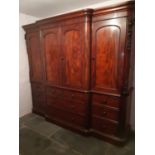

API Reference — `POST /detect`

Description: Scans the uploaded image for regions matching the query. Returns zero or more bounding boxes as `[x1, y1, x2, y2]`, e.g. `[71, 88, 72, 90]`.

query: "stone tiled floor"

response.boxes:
[19, 113, 135, 155]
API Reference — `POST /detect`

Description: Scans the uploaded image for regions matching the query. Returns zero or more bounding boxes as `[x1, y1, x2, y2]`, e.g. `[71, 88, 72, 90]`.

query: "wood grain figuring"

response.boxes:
[43, 28, 60, 85]
[27, 32, 43, 81]
[62, 24, 84, 89]
[95, 26, 119, 89]
[46, 87, 88, 115]
[23, 1, 135, 145]
[91, 18, 127, 94]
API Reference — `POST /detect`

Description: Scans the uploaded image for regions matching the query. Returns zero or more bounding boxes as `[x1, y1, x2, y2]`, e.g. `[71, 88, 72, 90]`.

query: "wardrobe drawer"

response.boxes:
[92, 104, 119, 121]
[63, 90, 88, 102]
[92, 94, 120, 108]
[47, 96, 88, 115]
[92, 116, 118, 135]
[46, 87, 88, 102]
[47, 106, 86, 127]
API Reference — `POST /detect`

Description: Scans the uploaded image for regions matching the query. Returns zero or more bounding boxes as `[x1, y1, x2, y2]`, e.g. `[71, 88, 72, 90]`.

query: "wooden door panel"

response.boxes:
[61, 24, 85, 89]
[42, 27, 61, 85]
[26, 32, 43, 81]
[95, 26, 119, 89]
[92, 18, 126, 94]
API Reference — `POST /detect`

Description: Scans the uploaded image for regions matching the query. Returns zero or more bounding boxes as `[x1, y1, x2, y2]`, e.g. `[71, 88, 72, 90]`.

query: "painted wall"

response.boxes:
[19, 13, 39, 117]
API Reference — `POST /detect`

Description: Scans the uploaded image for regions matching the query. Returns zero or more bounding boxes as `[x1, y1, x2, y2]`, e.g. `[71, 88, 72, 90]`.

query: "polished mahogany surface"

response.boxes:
[91, 18, 126, 94]
[42, 26, 61, 85]
[61, 23, 85, 89]
[23, 1, 135, 145]
[26, 32, 43, 82]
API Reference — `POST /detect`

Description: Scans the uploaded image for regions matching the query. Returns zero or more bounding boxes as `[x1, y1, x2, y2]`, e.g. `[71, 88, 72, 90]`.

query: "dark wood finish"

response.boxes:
[91, 116, 118, 135]
[92, 104, 119, 121]
[23, 1, 134, 145]
[91, 18, 126, 94]
[92, 94, 121, 108]
[90, 1, 135, 142]
[25, 31, 43, 82]
[31, 83, 45, 115]
[42, 26, 61, 85]
[46, 106, 87, 127]
[61, 23, 86, 89]
[46, 87, 89, 116]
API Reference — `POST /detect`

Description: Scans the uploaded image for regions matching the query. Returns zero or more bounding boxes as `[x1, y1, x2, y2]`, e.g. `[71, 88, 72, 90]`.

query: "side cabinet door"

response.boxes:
[42, 26, 61, 85]
[26, 31, 43, 81]
[91, 18, 126, 94]
[61, 24, 85, 89]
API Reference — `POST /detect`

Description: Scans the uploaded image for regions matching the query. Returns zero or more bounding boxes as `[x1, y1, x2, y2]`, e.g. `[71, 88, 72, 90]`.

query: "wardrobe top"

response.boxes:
[23, 1, 134, 30]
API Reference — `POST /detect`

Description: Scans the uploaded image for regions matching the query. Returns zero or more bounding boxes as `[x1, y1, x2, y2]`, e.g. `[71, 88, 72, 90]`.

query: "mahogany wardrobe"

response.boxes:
[23, 1, 135, 145]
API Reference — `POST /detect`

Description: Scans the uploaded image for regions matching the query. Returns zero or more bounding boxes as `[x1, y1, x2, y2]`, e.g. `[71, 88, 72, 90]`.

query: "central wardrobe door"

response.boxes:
[61, 24, 85, 89]
[42, 26, 61, 85]
[91, 18, 126, 94]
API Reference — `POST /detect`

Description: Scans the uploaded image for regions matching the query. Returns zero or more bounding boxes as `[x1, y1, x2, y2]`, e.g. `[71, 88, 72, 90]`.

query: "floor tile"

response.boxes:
[124, 134, 135, 150]
[19, 113, 135, 155]
[23, 115, 45, 129]
[19, 127, 51, 155]
[20, 127, 81, 155]
[107, 147, 135, 155]
[33, 121, 61, 137]
[41, 145, 82, 155]
[20, 113, 38, 124]
[51, 128, 111, 155]
[24, 116, 61, 137]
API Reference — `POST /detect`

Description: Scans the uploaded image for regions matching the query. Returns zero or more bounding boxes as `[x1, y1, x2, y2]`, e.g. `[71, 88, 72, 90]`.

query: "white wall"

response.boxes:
[19, 13, 39, 117]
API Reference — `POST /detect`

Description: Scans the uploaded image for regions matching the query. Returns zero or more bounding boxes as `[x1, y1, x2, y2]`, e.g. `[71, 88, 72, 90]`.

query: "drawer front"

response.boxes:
[92, 94, 120, 108]
[46, 87, 89, 115]
[47, 106, 86, 127]
[47, 96, 87, 115]
[92, 116, 118, 135]
[46, 87, 88, 102]
[63, 90, 88, 102]
[92, 104, 119, 121]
